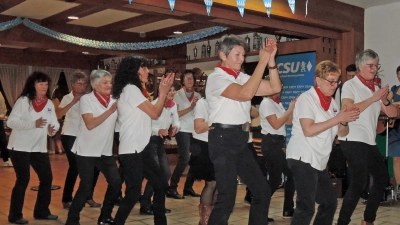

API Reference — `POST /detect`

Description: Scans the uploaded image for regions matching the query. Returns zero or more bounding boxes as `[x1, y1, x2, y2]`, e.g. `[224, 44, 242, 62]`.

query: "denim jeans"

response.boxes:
[208, 127, 271, 225]
[287, 159, 337, 225]
[337, 141, 389, 225]
[66, 155, 121, 225]
[61, 135, 99, 203]
[170, 132, 193, 191]
[141, 136, 171, 208]
[8, 150, 53, 221]
[261, 134, 295, 213]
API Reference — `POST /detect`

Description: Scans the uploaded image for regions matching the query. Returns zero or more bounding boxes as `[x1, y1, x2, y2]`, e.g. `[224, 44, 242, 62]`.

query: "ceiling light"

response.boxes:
[68, 16, 79, 20]
[82, 52, 89, 54]
[173, 31, 182, 34]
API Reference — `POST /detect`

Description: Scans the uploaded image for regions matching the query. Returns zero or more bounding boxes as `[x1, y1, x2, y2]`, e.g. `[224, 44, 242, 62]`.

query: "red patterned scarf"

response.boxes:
[32, 96, 48, 112]
[94, 91, 110, 108]
[272, 96, 281, 104]
[216, 62, 240, 79]
[356, 73, 375, 92]
[314, 85, 332, 111]
[164, 100, 175, 108]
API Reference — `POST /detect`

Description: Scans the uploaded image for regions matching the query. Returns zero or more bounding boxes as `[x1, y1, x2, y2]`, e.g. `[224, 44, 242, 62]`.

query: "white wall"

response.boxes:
[365, 2, 400, 87]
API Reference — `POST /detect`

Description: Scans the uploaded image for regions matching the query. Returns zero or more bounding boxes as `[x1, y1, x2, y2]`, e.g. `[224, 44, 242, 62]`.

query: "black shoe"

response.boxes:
[9, 218, 29, 224]
[97, 216, 114, 225]
[165, 208, 171, 213]
[166, 190, 185, 199]
[140, 206, 154, 215]
[268, 217, 274, 223]
[34, 214, 58, 220]
[283, 210, 294, 218]
[183, 188, 201, 197]
[244, 189, 252, 204]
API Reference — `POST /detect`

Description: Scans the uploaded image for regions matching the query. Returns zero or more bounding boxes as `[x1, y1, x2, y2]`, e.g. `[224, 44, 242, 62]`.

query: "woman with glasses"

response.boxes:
[336, 50, 397, 225]
[65, 70, 121, 225]
[286, 60, 360, 225]
[56, 70, 102, 210]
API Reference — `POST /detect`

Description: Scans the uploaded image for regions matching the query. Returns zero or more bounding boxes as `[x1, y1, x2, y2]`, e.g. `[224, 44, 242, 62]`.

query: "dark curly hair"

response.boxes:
[112, 55, 149, 99]
[20, 71, 52, 100]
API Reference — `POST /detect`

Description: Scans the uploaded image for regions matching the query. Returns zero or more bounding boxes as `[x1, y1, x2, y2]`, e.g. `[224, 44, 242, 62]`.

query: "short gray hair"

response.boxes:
[355, 49, 379, 72]
[218, 34, 249, 60]
[90, 70, 112, 86]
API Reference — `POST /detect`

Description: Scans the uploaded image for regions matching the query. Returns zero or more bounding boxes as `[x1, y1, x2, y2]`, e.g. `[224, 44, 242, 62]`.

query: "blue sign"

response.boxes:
[276, 51, 316, 142]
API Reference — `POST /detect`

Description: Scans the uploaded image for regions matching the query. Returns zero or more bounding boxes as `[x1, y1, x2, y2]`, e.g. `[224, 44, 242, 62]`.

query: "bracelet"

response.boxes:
[268, 65, 277, 70]
[384, 99, 391, 106]
[340, 122, 348, 126]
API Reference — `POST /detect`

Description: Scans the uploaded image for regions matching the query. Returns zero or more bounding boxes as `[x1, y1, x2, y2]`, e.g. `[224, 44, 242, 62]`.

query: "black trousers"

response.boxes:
[337, 141, 389, 224]
[61, 135, 100, 203]
[0, 121, 9, 162]
[8, 150, 53, 221]
[208, 127, 271, 225]
[66, 155, 121, 225]
[261, 134, 295, 213]
[288, 159, 337, 225]
[115, 151, 168, 225]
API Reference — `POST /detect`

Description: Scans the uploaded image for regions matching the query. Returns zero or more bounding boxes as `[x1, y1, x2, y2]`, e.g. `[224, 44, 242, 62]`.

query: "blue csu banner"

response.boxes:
[276, 51, 316, 143]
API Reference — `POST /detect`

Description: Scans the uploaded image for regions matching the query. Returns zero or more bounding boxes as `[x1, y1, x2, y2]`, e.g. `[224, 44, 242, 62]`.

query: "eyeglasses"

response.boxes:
[366, 64, 381, 70]
[75, 82, 87, 86]
[100, 81, 113, 85]
[321, 78, 341, 86]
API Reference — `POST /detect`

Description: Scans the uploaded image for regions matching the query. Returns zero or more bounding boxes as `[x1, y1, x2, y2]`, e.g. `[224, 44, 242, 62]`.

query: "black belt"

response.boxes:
[210, 122, 250, 132]
[265, 133, 285, 140]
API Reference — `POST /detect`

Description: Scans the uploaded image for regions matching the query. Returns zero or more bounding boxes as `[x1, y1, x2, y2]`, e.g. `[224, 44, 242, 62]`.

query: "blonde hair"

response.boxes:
[314, 60, 341, 79]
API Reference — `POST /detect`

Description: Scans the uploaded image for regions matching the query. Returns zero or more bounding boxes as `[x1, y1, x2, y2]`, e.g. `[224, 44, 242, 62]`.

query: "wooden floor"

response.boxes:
[1, 154, 400, 225]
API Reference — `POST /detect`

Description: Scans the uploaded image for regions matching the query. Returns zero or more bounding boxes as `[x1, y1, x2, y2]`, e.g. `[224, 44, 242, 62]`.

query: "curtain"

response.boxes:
[0, 64, 17, 107]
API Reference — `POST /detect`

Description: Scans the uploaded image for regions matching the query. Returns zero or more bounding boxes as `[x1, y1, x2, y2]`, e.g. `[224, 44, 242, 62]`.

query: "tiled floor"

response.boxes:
[1, 154, 400, 225]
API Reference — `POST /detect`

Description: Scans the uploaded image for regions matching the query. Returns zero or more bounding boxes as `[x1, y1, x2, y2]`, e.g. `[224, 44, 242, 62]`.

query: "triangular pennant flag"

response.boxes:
[168, 0, 176, 12]
[204, 0, 213, 16]
[288, 0, 295, 14]
[263, 0, 272, 18]
[128, 0, 132, 4]
[236, 0, 246, 17]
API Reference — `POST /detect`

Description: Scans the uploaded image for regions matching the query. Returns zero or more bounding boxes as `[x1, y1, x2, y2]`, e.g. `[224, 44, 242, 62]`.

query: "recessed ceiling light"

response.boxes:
[173, 31, 182, 34]
[82, 52, 89, 54]
[68, 16, 79, 20]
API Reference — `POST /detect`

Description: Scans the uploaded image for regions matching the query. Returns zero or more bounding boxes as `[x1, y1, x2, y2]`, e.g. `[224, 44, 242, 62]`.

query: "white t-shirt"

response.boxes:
[338, 77, 381, 145]
[118, 85, 151, 154]
[174, 88, 201, 133]
[286, 87, 339, 171]
[151, 98, 180, 136]
[7, 96, 59, 153]
[259, 97, 286, 136]
[206, 67, 251, 125]
[72, 92, 117, 157]
[193, 98, 209, 142]
[59, 91, 81, 136]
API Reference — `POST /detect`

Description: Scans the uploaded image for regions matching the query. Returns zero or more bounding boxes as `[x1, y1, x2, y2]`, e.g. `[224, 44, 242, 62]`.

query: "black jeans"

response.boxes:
[0, 121, 9, 162]
[66, 155, 121, 225]
[141, 136, 171, 208]
[261, 134, 295, 213]
[287, 159, 337, 225]
[61, 135, 100, 203]
[337, 141, 389, 224]
[8, 150, 53, 221]
[169, 131, 194, 191]
[208, 127, 271, 225]
[115, 151, 168, 225]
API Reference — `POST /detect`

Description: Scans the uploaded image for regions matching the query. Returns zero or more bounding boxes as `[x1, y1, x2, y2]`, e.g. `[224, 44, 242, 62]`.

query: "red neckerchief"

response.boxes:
[93, 91, 110, 108]
[216, 62, 240, 79]
[184, 87, 195, 102]
[164, 100, 175, 108]
[142, 87, 149, 98]
[314, 85, 331, 111]
[356, 73, 375, 92]
[32, 96, 48, 112]
[272, 97, 281, 104]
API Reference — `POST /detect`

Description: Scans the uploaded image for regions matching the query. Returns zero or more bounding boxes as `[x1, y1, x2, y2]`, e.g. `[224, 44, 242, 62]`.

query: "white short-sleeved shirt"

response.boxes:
[59, 91, 81, 136]
[259, 97, 286, 136]
[286, 87, 339, 171]
[193, 98, 209, 142]
[338, 77, 381, 145]
[7, 96, 60, 153]
[118, 85, 151, 154]
[151, 98, 180, 136]
[174, 88, 201, 133]
[206, 67, 251, 125]
[72, 92, 117, 157]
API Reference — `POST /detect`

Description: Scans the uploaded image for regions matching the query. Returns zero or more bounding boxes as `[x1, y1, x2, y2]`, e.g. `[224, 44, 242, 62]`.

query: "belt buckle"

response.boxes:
[242, 122, 250, 132]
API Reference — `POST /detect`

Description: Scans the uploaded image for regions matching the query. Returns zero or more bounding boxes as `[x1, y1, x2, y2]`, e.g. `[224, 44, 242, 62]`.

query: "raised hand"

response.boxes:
[72, 94, 83, 104]
[266, 39, 278, 58]
[337, 105, 360, 123]
[258, 41, 272, 65]
[372, 85, 389, 102]
[109, 101, 118, 113]
[159, 73, 174, 96]
[35, 117, 47, 128]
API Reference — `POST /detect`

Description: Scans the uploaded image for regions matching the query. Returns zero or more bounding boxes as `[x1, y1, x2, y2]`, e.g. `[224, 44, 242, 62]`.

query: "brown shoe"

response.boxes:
[86, 199, 102, 208]
[62, 202, 71, 209]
